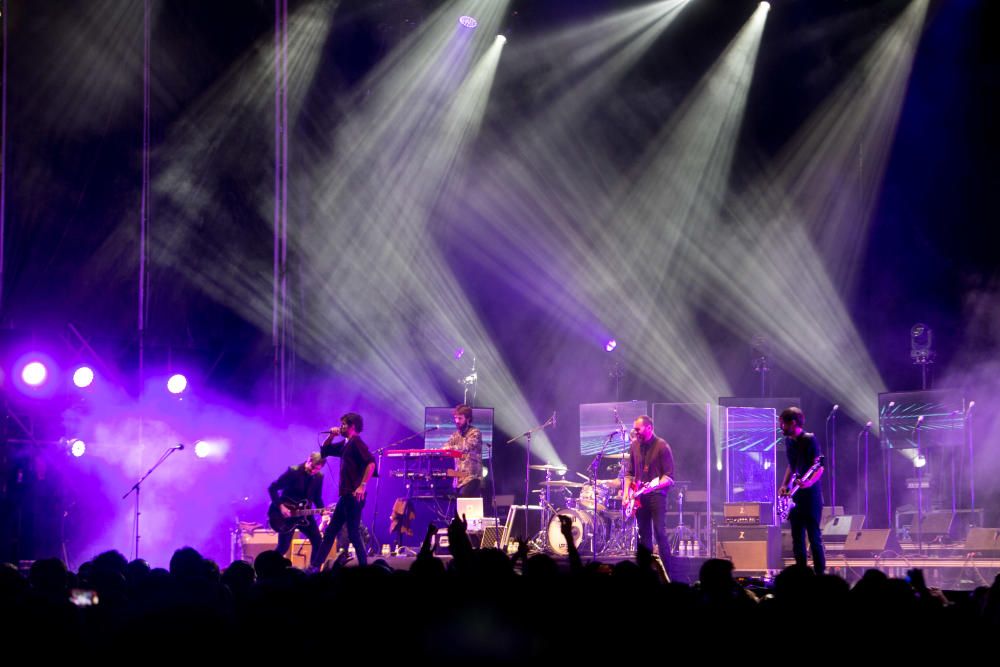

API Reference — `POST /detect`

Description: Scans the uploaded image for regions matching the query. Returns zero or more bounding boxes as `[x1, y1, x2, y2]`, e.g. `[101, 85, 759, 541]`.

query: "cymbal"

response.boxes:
[540, 480, 584, 488]
[529, 464, 567, 472]
[603, 452, 630, 459]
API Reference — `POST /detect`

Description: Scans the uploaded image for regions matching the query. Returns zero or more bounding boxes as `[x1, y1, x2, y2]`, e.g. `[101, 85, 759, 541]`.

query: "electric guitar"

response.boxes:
[267, 499, 336, 534]
[623, 476, 674, 519]
[777, 455, 825, 521]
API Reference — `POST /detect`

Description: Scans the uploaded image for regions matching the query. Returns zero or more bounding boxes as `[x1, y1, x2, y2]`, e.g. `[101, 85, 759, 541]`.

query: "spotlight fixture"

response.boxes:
[73, 366, 95, 389]
[68, 438, 87, 458]
[496, 35, 507, 45]
[459, 16, 478, 29]
[913, 453, 927, 469]
[605, 339, 617, 352]
[910, 323, 933, 389]
[910, 323, 932, 362]
[167, 374, 188, 395]
[21, 361, 48, 387]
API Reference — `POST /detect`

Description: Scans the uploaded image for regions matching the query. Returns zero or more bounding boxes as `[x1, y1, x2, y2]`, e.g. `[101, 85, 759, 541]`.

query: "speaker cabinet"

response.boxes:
[842, 529, 901, 557]
[964, 528, 1000, 555]
[240, 530, 279, 563]
[822, 515, 866, 543]
[920, 511, 955, 539]
[716, 526, 782, 572]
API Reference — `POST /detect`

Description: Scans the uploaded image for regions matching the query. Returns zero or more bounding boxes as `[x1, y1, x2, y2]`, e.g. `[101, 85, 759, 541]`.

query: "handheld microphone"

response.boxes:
[172, 443, 185, 451]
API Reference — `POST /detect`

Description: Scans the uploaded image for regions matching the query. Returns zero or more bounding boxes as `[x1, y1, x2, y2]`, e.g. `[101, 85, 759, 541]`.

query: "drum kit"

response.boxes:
[528, 455, 636, 557]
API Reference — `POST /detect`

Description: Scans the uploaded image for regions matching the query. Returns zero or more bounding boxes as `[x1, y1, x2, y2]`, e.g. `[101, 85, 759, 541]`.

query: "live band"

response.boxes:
[268, 404, 827, 573]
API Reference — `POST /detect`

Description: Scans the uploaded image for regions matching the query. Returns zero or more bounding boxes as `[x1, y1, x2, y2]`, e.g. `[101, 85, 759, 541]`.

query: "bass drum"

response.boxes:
[547, 508, 606, 556]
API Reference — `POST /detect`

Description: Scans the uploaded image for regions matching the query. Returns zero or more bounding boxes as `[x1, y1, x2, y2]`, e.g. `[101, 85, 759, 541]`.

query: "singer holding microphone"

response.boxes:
[447, 404, 483, 498]
[315, 412, 376, 568]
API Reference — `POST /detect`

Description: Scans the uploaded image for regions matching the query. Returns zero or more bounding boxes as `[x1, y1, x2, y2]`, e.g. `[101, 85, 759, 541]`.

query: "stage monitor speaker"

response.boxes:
[842, 529, 901, 557]
[822, 515, 866, 543]
[716, 526, 782, 572]
[821, 506, 845, 524]
[964, 528, 1000, 555]
[920, 511, 955, 539]
[950, 509, 984, 540]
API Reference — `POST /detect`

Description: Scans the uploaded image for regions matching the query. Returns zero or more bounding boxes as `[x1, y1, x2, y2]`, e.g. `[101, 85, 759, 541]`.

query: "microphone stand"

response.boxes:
[915, 421, 926, 556]
[507, 413, 556, 541]
[826, 408, 838, 509]
[856, 426, 872, 519]
[487, 441, 500, 548]
[370, 426, 440, 553]
[122, 444, 183, 561]
[589, 432, 616, 557]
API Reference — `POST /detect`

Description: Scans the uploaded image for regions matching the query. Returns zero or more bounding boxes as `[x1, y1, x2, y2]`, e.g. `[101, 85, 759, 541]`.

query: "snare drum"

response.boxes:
[578, 484, 610, 511]
[547, 508, 606, 556]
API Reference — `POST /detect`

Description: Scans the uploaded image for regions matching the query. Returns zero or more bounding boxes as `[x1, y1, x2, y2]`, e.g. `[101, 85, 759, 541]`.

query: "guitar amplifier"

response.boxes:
[716, 526, 782, 572]
[723, 502, 774, 526]
[240, 530, 279, 563]
[239, 530, 313, 568]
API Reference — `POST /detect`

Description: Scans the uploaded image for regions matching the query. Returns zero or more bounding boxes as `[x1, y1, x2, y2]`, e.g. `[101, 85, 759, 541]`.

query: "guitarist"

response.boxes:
[447, 404, 483, 498]
[267, 452, 327, 569]
[778, 407, 826, 574]
[624, 415, 675, 569]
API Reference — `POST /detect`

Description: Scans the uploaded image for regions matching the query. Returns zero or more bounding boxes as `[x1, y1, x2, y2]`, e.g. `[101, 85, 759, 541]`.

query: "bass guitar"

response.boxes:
[777, 455, 825, 521]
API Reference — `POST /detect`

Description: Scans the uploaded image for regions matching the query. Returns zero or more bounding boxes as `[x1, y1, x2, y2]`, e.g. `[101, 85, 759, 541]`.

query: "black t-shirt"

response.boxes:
[321, 435, 377, 497]
[626, 435, 675, 491]
[268, 465, 324, 508]
[786, 432, 823, 505]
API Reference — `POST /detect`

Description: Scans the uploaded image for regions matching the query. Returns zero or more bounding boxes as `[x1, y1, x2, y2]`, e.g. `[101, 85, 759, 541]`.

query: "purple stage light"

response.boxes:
[69, 438, 86, 458]
[455, 347, 465, 360]
[605, 339, 617, 352]
[167, 374, 188, 394]
[459, 15, 478, 29]
[73, 366, 95, 388]
[194, 440, 210, 459]
[22, 361, 48, 386]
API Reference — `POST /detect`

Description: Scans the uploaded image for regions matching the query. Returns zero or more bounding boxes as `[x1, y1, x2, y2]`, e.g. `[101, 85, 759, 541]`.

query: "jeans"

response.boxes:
[789, 499, 825, 574]
[636, 491, 671, 571]
[317, 494, 367, 567]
